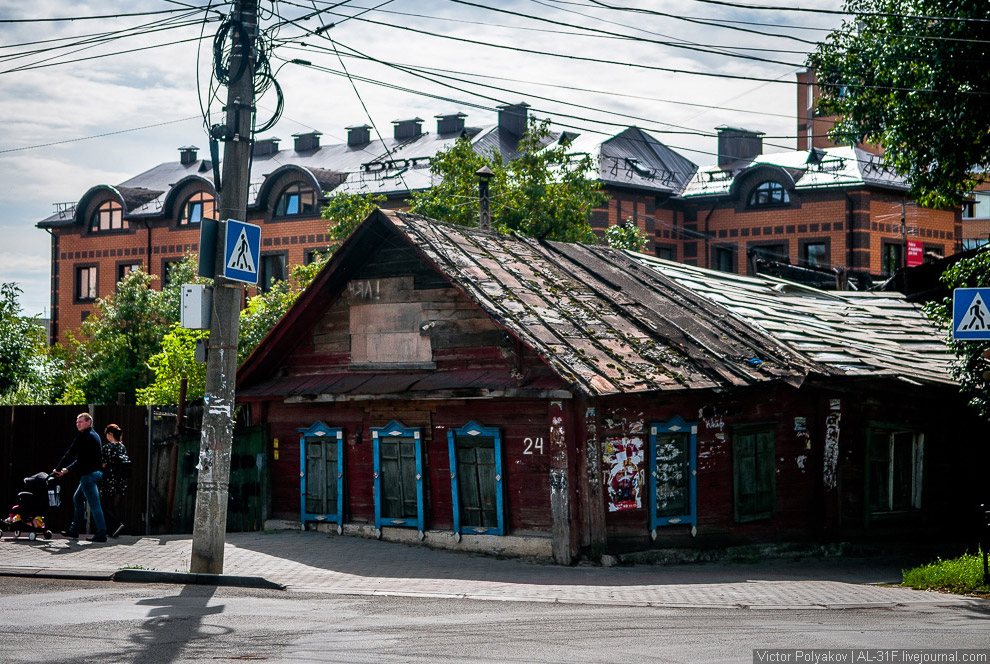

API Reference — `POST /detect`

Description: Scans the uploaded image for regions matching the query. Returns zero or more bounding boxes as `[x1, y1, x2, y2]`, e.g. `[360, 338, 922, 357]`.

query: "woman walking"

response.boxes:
[101, 424, 130, 538]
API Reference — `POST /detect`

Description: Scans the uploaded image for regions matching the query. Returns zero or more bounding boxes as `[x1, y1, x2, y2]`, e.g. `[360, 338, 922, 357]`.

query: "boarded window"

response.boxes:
[655, 432, 691, 519]
[373, 421, 424, 530]
[299, 423, 344, 525]
[350, 301, 433, 368]
[448, 421, 504, 535]
[733, 425, 775, 522]
[379, 435, 419, 519]
[305, 437, 339, 516]
[649, 416, 697, 531]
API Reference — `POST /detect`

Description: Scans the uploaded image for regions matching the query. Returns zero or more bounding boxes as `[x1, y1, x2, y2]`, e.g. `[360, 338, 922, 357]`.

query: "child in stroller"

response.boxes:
[1, 471, 60, 541]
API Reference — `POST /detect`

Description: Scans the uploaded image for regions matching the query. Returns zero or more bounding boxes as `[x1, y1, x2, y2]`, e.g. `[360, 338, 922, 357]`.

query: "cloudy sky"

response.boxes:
[0, 0, 845, 316]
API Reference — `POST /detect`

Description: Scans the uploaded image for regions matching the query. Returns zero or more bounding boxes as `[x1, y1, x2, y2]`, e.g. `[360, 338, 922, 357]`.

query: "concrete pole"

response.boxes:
[190, 0, 257, 574]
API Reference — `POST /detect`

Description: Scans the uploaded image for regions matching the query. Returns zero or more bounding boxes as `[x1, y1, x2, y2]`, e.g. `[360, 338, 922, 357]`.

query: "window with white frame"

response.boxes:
[90, 200, 124, 232]
[747, 181, 790, 207]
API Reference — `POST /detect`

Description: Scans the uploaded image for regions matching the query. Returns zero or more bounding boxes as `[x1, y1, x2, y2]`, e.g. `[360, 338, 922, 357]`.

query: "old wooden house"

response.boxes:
[236, 210, 986, 563]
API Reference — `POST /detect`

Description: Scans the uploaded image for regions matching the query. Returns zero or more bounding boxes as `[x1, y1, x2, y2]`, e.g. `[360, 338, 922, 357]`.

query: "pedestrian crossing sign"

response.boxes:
[223, 219, 261, 285]
[952, 288, 990, 340]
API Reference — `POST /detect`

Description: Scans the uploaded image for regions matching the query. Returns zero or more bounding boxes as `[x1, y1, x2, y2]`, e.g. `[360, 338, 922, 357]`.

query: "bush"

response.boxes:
[902, 551, 990, 594]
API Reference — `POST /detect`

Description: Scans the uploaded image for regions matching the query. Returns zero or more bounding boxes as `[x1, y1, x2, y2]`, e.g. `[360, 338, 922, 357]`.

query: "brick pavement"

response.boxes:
[0, 530, 983, 610]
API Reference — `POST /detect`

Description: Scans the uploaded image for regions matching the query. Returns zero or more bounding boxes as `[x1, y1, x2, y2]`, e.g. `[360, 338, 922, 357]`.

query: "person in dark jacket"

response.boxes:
[100, 424, 129, 538]
[53, 412, 108, 542]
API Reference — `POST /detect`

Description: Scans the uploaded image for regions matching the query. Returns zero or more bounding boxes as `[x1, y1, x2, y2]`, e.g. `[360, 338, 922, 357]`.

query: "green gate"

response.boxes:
[172, 426, 268, 533]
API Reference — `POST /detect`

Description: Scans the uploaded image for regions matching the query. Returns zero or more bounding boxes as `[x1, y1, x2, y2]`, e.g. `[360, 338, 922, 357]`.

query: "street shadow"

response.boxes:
[126, 584, 227, 663]
[225, 530, 949, 588]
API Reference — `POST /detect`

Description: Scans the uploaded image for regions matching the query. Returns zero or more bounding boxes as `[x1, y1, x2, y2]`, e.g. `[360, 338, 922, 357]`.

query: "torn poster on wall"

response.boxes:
[603, 436, 644, 511]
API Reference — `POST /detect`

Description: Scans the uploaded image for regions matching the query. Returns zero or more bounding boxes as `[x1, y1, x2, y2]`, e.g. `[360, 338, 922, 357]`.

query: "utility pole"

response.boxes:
[191, 0, 258, 574]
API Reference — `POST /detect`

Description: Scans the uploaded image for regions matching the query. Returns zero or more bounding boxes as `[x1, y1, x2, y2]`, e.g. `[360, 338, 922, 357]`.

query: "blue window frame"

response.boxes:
[298, 421, 344, 528]
[649, 415, 698, 537]
[447, 421, 504, 536]
[372, 420, 424, 533]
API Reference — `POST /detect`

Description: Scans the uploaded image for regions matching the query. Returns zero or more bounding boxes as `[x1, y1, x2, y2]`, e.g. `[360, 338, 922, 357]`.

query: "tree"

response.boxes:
[135, 324, 209, 405]
[605, 222, 649, 252]
[410, 118, 607, 242]
[0, 282, 45, 393]
[323, 191, 387, 252]
[924, 249, 990, 420]
[0, 282, 66, 404]
[807, 0, 990, 208]
[64, 256, 201, 404]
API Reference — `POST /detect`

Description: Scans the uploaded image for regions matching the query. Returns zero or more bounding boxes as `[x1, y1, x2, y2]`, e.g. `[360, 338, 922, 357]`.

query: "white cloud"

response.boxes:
[0, 0, 845, 317]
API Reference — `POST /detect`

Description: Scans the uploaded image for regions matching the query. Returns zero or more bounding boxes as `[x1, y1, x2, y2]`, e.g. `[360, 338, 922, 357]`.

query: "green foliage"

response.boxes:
[411, 119, 606, 242]
[135, 324, 208, 405]
[902, 550, 990, 594]
[0, 283, 53, 396]
[63, 255, 204, 405]
[924, 248, 990, 419]
[238, 280, 302, 363]
[605, 223, 649, 252]
[322, 191, 388, 252]
[0, 283, 68, 405]
[808, 0, 990, 207]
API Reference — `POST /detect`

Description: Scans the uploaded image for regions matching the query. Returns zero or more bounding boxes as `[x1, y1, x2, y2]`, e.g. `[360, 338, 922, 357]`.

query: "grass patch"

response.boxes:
[902, 550, 990, 595]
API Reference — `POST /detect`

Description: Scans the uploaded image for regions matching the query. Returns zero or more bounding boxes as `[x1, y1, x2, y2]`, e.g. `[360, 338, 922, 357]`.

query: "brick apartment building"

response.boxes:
[38, 100, 961, 343]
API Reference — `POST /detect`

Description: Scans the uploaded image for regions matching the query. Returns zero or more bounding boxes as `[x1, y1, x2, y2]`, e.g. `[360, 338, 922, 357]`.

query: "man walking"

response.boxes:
[53, 412, 108, 543]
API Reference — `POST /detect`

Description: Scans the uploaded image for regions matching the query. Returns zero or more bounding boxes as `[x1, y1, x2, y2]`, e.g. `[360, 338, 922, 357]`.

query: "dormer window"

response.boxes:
[747, 181, 790, 207]
[179, 191, 215, 225]
[90, 200, 123, 232]
[274, 183, 316, 217]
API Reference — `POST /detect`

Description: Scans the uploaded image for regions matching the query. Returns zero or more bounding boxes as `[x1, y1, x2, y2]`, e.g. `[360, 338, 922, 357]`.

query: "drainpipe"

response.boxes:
[844, 191, 855, 286]
[143, 219, 153, 276]
[703, 199, 719, 270]
[44, 228, 57, 343]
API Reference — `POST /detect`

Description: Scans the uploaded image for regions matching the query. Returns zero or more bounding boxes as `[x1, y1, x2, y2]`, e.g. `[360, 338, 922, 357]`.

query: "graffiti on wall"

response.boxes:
[824, 411, 841, 490]
[603, 436, 644, 511]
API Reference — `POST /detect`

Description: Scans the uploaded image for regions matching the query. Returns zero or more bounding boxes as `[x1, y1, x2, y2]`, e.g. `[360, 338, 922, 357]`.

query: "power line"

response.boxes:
[0, 8, 204, 23]
[0, 116, 207, 154]
[685, 0, 990, 23]
[0, 14, 213, 66]
[443, 0, 805, 66]
[280, 10, 990, 95]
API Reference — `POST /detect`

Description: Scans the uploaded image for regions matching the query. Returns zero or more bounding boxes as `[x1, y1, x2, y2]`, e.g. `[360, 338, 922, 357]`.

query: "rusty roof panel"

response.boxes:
[386, 211, 814, 396]
[627, 255, 954, 385]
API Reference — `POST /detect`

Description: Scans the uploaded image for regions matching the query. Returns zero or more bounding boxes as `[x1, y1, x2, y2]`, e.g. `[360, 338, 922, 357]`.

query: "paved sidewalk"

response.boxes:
[0, 530, 984, 610]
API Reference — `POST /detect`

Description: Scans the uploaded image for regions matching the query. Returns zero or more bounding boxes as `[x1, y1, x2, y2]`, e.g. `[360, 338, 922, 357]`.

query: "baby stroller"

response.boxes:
[1, 472, 60, 541]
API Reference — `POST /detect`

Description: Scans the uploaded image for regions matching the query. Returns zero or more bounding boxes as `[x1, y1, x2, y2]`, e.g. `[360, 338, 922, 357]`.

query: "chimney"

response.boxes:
[293, 131, 322, 152]
[436, 112, 467, 135]
[347, 124, 371, 147]
[498, 102, 530, 137]
[253, 137, 280, 157]
[392, 117, 424, 140]
[716, 126, 764, 170]
[178, 146, 199, 165]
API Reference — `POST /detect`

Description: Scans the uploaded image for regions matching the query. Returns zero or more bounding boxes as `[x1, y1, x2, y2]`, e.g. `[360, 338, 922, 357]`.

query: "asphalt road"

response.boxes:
[1, 578, 988, 663]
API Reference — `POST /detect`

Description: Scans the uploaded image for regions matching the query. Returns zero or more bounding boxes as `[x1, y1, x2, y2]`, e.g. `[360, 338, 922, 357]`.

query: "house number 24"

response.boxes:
[523, 437, 544, 455]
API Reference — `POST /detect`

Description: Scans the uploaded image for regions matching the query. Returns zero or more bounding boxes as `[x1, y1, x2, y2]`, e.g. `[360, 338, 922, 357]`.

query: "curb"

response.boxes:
[112, 569, 285, 590]
[0, 567, 114, 582]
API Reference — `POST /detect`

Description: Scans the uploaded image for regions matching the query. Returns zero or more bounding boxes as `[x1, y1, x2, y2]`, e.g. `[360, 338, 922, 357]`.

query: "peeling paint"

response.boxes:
[796, 455, 807, 469]
[823, 411, 841, 490]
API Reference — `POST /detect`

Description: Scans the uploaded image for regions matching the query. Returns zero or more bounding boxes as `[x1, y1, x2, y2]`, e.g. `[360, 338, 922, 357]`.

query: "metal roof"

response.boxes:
[681, 146, 907, 198]
[237, 210, 955, 400]
[626, 254, 954, 385]
[378, 211, 816, 396]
